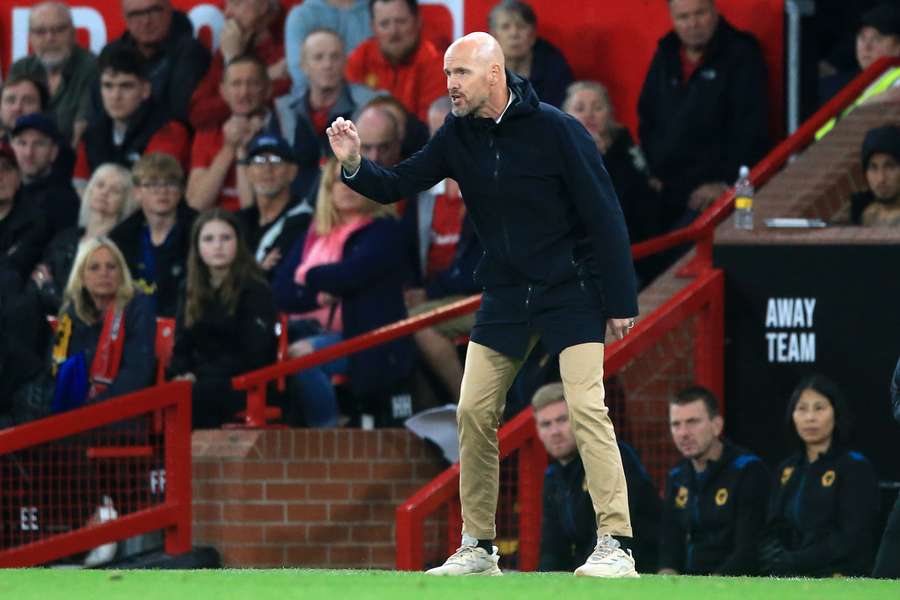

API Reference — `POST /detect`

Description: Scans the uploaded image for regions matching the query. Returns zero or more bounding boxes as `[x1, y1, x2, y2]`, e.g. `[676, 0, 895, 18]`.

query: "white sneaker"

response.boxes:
[574, 534, 640, 578]
[426, 543, 502, 576]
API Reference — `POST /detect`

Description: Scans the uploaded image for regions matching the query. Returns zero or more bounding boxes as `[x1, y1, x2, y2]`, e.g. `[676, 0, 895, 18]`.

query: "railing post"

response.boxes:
[517, 434, 547, 571]
[244, 385, 268, 427]
[676, 229, 715, 278]
[692, 271, 725, 412]
[395, 506, 423, 571]
[164, 381, 192, 556]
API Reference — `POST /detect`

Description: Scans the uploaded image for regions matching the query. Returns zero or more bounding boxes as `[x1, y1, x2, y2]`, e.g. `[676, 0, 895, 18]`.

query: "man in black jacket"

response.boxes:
[0, 140, 48, 293]
[638, 0, 769, 230]
[10, 113, 79, 237]
[96, 0, 209, 122]
[659, 386, 769, 575]
[532, 383, 661, 573]
[328, 32, 639, 577]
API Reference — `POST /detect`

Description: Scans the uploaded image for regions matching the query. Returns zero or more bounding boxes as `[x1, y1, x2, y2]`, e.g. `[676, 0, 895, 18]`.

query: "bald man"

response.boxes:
[328, 33, 639, 577]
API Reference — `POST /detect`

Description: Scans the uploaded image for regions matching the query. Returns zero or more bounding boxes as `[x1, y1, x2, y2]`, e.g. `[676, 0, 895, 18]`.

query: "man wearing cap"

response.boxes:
[237, 133, 312, 276]
[0, 141, 49, 292]
[187, 54, 278, 213]
[10, 113, 79, 237]
[9, 2, 98, 146]
[532, 382, 662, 573]
[850, 124, 900, 226]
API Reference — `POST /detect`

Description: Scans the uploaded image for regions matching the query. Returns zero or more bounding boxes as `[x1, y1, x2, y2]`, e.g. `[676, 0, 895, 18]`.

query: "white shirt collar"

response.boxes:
[495, 89, 515, 124]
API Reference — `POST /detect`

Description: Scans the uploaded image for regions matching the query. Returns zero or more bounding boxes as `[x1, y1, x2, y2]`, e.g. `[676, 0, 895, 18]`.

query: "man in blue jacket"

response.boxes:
[327, 32, 639, 577]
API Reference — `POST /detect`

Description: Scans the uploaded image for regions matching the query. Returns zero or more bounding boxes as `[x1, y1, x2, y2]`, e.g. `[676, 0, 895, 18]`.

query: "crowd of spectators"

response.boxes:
[0, 0, 898, 575]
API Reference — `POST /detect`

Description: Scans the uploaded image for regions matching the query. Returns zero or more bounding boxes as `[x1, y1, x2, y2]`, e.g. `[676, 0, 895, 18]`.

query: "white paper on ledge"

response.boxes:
[404, 404, 459, 463]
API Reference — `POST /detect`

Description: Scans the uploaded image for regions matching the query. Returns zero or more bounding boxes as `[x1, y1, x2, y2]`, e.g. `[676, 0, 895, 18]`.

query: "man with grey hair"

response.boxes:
[9, 2, 97, 145]
[328, 32, 639, 577]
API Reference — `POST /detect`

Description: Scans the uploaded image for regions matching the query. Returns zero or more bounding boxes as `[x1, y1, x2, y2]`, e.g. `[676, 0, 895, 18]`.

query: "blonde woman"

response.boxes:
[50, 237, 154, 405]
[31, 164, 138, 313]
[272, 157, 413, 427]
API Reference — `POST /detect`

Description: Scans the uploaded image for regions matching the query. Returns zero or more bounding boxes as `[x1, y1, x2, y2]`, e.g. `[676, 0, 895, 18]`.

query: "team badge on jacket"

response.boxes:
[675, 486, 689, 508]
[780, 466, 794, 485]
[715, 488, 729, 506]
[821, 470, 836, 487]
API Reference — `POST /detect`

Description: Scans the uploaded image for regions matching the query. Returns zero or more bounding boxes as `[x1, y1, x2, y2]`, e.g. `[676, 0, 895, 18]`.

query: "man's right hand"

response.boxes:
[326, 117, 361, 175]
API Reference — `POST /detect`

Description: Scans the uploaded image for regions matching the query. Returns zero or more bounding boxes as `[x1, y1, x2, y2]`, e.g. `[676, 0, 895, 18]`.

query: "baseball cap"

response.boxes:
[0, 140, 18, 169]
[244, 133, 296, 164]
[11, 113, 60, 143]
[860, 3, 900, 37]
[861, 124, 900, 169]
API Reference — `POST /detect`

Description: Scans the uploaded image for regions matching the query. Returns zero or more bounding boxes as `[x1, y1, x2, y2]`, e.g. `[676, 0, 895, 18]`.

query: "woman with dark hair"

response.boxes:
[760, 374, 880, 577]
[168, 209, 277, 428]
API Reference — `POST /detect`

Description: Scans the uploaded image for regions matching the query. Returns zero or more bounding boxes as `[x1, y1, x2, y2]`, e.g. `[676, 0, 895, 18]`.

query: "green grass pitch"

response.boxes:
[1, 570, 898, 600]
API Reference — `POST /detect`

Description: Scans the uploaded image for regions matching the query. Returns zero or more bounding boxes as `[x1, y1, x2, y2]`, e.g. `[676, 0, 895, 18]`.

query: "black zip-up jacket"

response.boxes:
[83, 99, 176, 172]
[638, 17, 769, 218]
[109, 202, 196, 317]
[345, 73, 637, 324]
[540, 443, 662, 573]
[96, 11, 209, 122]
[0, 194, 49, 284]
[765, 446, 880, 577]
[659, 440, 769, 575]
[19, 171, 79, 238]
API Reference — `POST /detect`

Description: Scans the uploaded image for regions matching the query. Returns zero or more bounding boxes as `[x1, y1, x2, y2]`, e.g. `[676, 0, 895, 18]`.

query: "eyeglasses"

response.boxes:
[124, 5, 166, 21]
[249, 154, 286, 166]
[30, 24, 71, 37]
[138, 180, 181, 191]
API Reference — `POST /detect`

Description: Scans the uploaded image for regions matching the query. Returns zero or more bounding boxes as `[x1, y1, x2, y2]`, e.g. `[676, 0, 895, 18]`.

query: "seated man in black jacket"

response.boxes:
[10, 113, 79, 238]
[638, 0, 769, 230]
[659, 385, 769, 575]
[533, 383, 661, 573]
[109, 152, 195, 317]
[0, 140, 48, 294]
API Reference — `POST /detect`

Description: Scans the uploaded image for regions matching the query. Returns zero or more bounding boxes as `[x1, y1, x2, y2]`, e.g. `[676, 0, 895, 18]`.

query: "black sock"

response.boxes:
[476, 539, 493, 553]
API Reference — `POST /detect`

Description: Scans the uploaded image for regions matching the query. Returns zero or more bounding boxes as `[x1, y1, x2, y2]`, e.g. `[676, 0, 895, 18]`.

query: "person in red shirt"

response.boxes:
[344, 0, 445, 122]
[73, 46, 189, 189]
[187, 0, 290, 131]
[186, 54, 275, 212]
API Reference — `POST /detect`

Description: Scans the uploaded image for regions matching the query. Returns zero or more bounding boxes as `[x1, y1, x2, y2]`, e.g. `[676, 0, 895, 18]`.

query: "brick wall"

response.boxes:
[191, 429, 445, 568]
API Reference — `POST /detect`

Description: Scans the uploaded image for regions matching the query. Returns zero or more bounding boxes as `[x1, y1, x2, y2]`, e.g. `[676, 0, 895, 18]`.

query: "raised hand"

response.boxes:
[326, 117, 361, 174]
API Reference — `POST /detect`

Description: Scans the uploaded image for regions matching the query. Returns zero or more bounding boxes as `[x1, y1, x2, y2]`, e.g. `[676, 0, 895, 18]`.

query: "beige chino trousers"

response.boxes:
[457, 340, 632, 541]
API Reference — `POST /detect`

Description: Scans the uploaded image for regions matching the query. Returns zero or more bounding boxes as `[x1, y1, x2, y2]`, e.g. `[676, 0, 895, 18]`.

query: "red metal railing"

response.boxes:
[0, 382, 192, 567]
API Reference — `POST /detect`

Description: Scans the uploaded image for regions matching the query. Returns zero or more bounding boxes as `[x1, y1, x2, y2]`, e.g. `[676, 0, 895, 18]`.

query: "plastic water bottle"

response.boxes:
[734, 166, 754, 230]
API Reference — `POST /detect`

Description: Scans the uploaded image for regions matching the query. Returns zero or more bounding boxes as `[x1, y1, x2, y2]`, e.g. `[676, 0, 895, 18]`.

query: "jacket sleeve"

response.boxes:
[538, 473, 568, 571]
[167, 37, 211, 122]
[637, 52, 665, 175]
[788, 456, 881, 572]
[719, 39, 769, 181]
[167, 292, 194, 378]
[342, 129, 449, 204]
[556, 115, 638, 317]
[714, 459, 770, 575]
[99, 294, 155, 400]
[891, 357, 900, 423]
[1, 213, 49, 281]
[303, 220, 407, 296]
[237, 281, 278, 373]
[658, 474, 686, 572]
[271, 235, 319, 314]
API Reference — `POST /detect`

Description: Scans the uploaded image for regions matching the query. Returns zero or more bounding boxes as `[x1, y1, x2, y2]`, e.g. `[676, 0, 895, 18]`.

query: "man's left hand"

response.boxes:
[607, 317, 636, 340]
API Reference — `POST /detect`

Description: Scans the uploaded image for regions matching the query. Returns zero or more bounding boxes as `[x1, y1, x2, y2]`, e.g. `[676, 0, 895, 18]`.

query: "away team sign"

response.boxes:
[764, 297, 816, 363]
